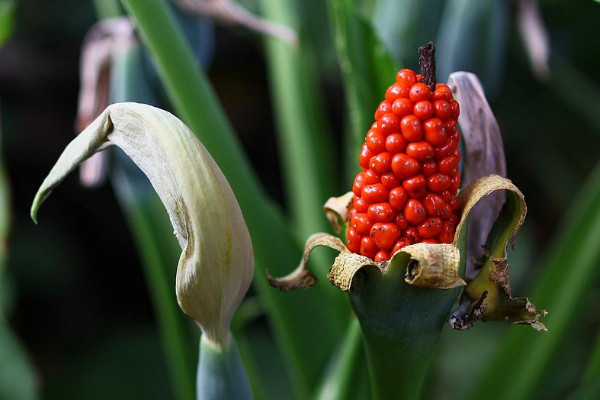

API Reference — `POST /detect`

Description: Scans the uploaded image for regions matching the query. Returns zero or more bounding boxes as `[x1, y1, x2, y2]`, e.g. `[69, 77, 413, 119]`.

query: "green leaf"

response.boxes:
[0, 0, 15, 46]
[467, 162, 600, 400]
[0, 321, 39, 400]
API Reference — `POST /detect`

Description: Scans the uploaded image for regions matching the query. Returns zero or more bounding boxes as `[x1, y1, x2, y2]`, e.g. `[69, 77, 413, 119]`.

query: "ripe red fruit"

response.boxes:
[369, 152, 392, 174]
[392, 98, 413, 118]
[402, 175, 427, 198]
[400, 115, 423, 141]
[346, 67, 461, 260]
[404, 199, 426, 224]
[385, 133, 407, 153]
[367, 203, 396, 222]
[362, 183, 389, 204]
[391, 153, 420, 178]
[413, 101, 433, 120]
[405, 141, 434, 162]
[370, 223, 401, 251]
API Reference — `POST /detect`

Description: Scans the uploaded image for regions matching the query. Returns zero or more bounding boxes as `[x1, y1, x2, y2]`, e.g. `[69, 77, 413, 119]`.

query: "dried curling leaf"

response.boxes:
[452, 175, 547, 331]
[323, 192, 353, 234]
[31, 102, 254, 345]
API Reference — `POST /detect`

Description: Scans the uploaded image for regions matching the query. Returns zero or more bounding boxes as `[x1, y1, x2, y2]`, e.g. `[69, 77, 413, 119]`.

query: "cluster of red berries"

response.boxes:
[347, 69, 462, 261]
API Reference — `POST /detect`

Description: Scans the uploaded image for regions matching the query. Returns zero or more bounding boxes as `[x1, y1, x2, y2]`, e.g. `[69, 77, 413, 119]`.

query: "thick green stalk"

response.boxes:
[350, 254, 460, 400]
[119, 0, 347, 395]
[258, 0, 335, 239]
[197, 333, 252, 400]
[467, 163, 600, 400]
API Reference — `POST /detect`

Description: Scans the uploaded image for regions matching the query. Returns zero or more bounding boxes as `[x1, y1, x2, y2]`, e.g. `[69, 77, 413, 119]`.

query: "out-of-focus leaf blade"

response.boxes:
[0, 322, 39, 400]
[467, 162, 600, 400]
[0, 0, 15, 46]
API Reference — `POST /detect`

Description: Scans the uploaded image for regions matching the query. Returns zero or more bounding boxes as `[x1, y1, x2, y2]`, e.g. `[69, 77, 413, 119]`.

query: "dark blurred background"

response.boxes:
[0, 0, 599, 399]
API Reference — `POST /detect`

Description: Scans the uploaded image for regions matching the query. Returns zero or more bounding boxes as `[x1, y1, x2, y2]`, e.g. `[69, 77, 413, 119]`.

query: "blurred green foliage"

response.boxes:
[0, 0, 599, 399]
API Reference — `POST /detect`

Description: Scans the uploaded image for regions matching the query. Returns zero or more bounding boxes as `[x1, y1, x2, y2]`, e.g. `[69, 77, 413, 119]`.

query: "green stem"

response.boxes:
[197, 333, 252, 400]
[119, 0, 348, 396]
[350, 255, 460, 400]
[583, 329, 600, 383]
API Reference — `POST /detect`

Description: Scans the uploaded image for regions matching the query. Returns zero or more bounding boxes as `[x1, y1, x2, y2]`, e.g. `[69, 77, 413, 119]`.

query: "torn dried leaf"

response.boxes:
[32, 102, 254, 344]
[323, 192, 353, 234]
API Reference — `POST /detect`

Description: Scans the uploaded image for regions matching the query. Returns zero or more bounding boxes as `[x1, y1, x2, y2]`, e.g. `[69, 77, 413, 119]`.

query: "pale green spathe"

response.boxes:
[31, 102, 254, 345]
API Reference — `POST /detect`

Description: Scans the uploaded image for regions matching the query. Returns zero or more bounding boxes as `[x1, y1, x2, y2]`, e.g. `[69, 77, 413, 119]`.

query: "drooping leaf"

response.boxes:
[31, 103, 254, 345]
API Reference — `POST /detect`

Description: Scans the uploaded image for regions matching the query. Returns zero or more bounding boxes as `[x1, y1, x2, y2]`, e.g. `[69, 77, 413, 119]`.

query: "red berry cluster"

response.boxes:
[347, 69, 461, 262]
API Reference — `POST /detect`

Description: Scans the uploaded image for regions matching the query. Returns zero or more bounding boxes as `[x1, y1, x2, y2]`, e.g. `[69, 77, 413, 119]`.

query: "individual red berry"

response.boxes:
[400, 115, 423, 141]
[438, 155, 460, 175]
[366, 130, 386, 153]
[379, 113, 400, 134]
[367, 203, 396, 222]
[352, 173, 365, 196]
[389, 186, 408, 210]
[346, 228, 361, 253]
[433, 100, 452, 120]
[392, 98, 413, 118]
[350, 213, 373, 235]
[363, 169, 379, 184]
[374, 251, 390, 262]
[391, 153, 420, 178]
[370, 223, 401, 251]
[404, 199, 426, 224]
[394, 214, 408, 230]
[396, 69, 418, 87]
[438, 220, 455, 244]
[402, 175, 426, 198]
[381, 172, 401, 189]
[404, 226, 421, 244]
[445, 119, 458, 134]
[427, 173, 451, 193]
[409, 83, 431, 102]
[360, 236, 378, 259]
[385, 133, 407, 153]
[385, 83, 410, 102]
[362, 183, 389, 204]
[353, 196, 368, 212]
[369, 152, 392, 174]
[375, 100, 392, 120]
[418, 217, 443, 239]
[434, 136, 458, 159]
[433, 87, 452, 101]
[424, 118, 448, 146]
[413, 101, 433, 120]
[450, 173, 461, 192]
[450, 100, 460, 118]
[421, 160, 437, 176]
[359, 144, 373, 169]
[392, 238, 411, 254]
[405, 141, 434, 162]
[423, 193, 450, 218]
